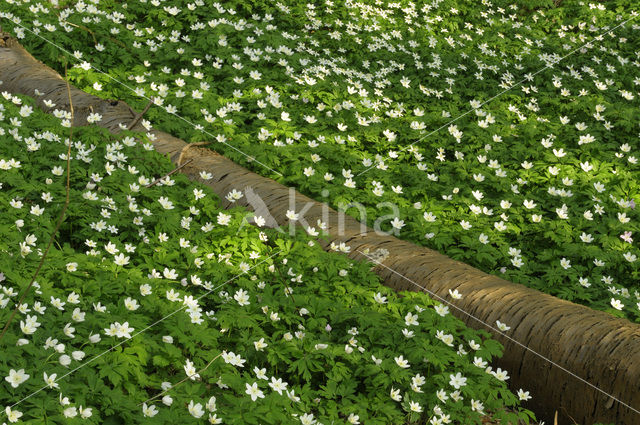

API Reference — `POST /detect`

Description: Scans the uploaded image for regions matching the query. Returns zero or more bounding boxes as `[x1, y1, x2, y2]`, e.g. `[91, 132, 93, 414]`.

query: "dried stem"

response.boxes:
[60, 20, 127, 49]
[0, 65, 75, 343]
[60, 21, 97, 45]
[144, 159, 194, 188]
[127, 99, 153, 130]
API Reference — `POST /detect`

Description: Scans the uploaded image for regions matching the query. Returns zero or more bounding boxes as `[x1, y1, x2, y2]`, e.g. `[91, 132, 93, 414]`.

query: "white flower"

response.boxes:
[63, 407, 78, 418]
[124, 297, 139, 311]
[59, 394, 71, 406]
[578, 134, 595, 145]
[373, 292, 387, 304]
[114, 253, 130, 266]
[142, 403, 158, 418]
[30, 205, 45, 216]
[205, 396, 217, 412]
[59, 355, 72, 367]
[394, 355, 410, 368]
[245, 382, 265, 401]
[496, 320, 510, 331]
[234, 289, 250, 306]
[402, 329, 415, 338]
[164, 268, 178, 279]
[217, 212, 232, 226]
[208, 413, 222, 424]
[434, 304, 449, 317]
[221, 351, 246, 367]
[390, 387, 402, 401]
[225, 189, 243, 202]
[188, 400, 204, 418]
[409, 401, 423, 412]
[517, 389, 532, 401]
[43, 372, 59, 389]
[254, 338, 268, 351]
[5, 406, 23, 423]
[254, 367, 268, 380]
[492, 368, 510, 381]
[104, 321, 134, 339]
[184, 359, 200, 380]
[473, 356, 488, 368]
[5, 368, 29, 388]
[494, 221, 507, 231]
[268, 376, 288, 395]
[449, 372, 467, 389]
[299, 413, 316, 425]
[448, 289, 462, 299]
[286, 210, 299, 221]
[67, 292, 80, 305]
[158, 196, 174, 209]
[193, 188, 206, 200]
[580, 233, 594, 243]
[471, 399, 485, 413]
[404, 312, 419, 326]
[460, 220, 472, 230]
[140, 284, 152, 296]
[390, 217, 405, 230]
[199, 171, 213, 180]
[87, 113, 102, 123]
[610, 298, 624, 310]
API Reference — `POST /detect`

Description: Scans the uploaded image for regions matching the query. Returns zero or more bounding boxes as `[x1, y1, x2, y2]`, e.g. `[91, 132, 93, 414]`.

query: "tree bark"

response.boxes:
[1, 32, 639, 425]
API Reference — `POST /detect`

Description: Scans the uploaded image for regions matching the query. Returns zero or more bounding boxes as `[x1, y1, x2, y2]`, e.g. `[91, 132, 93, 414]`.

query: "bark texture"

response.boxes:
[1, 33, 639, 425]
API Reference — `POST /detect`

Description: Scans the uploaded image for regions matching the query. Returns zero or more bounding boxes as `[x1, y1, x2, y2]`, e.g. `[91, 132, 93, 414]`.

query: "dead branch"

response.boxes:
[144, 159, 194, 188]
[127, 98, 153, 130]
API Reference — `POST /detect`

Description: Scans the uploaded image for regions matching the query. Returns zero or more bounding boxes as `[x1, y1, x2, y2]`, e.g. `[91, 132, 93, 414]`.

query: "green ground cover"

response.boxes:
[0, 92, 533, 423]
[2, 0, 638, 321]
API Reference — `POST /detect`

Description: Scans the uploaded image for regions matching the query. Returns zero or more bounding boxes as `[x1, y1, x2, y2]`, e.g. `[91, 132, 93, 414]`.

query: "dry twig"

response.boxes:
[127, 99, 153, 130]
[59, 21, 97, 45]
[144, 159, 194, 188]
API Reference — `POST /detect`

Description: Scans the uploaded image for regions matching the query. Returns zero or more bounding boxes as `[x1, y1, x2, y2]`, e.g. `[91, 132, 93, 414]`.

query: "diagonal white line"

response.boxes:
[355, 11, 639, 178]
[6, 250, 281, 410]
[3, 20, 283, 177]
[357, 250, 640, 416]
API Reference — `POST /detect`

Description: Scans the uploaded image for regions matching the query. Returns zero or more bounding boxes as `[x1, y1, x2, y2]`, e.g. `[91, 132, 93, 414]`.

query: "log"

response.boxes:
[1, 32, 639, 425]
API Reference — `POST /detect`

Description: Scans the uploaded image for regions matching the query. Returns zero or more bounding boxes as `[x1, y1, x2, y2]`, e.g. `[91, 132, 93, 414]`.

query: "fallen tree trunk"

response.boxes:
[1, 32, 639, 425]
